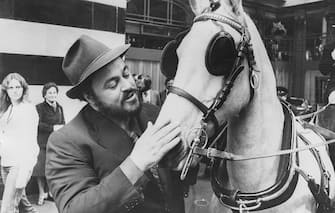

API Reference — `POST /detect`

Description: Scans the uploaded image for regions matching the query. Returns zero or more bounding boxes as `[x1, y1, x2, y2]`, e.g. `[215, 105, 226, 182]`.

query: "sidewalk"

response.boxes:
[0, 196, 58, 213]
[22, 195, 58, 213]
[34, 200, 58, 213]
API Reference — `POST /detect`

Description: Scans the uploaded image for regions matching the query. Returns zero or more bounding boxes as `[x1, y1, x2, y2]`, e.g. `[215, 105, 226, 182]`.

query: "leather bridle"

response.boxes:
[167, 8, 257, 180]
[168, 12, 253, 131]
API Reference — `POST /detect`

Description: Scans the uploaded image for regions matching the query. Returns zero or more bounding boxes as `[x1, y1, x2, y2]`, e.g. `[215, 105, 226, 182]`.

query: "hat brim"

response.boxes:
[66, 44, 130, 99]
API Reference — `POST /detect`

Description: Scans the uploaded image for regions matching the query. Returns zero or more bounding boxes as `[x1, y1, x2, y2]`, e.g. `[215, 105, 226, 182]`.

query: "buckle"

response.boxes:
[236, 199, 262, 213]
[218, 192, 262, 213]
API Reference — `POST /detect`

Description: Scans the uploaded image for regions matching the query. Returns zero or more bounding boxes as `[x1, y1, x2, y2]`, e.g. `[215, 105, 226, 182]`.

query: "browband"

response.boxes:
[194, 13, 244, 35]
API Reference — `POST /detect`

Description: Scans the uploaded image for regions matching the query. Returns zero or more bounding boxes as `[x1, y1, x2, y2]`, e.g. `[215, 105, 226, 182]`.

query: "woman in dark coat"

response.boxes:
[33, 82, 65, 205]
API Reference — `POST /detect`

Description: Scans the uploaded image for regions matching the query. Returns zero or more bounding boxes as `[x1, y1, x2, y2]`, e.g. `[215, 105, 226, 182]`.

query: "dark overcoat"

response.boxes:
[33, 101, 65, 176]
[45, 103, 185, 213]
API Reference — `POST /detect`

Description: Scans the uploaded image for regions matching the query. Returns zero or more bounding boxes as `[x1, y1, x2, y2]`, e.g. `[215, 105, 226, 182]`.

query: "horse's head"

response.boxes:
[156, 0, 277, 171]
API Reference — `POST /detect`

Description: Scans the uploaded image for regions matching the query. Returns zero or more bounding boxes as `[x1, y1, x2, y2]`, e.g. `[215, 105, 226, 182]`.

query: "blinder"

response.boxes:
[160, 29, 238, 78]
[160, 30, 188, 79]
[206, 31, 238, 76]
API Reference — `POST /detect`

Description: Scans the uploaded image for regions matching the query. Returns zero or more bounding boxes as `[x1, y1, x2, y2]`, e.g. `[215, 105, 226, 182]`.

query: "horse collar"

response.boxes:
[210, 102, 299, 212]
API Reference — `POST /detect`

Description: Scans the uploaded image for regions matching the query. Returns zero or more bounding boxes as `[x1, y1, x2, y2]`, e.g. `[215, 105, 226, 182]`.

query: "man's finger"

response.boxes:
[156, 126, 181, 145]
[142, 121, 153, 135]
[154, 122, 180, 141]
[158, 137, 181, 157]
[150, 119, 172, 134]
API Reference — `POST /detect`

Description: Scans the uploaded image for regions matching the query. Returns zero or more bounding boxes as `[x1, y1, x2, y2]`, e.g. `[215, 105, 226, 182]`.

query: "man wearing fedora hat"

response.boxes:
[45, 35, 185, 213]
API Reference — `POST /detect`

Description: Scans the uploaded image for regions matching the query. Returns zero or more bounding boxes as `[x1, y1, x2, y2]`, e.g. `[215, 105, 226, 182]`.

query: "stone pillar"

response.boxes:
[290, 11, 307, 97]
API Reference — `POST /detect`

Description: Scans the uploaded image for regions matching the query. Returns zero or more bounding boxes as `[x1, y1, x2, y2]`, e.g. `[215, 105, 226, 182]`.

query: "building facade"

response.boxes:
[0, 0, 127, 121]
[125, 0, 335, 104]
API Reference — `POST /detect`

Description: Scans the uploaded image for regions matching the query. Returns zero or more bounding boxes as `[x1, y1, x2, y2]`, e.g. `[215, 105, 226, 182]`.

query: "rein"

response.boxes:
[297, 103, 330, 121]
[194, 105, 335, 161]
[193, 137, 335, 161]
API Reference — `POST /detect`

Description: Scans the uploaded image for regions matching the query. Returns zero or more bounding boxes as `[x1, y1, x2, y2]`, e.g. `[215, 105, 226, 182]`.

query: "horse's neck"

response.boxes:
[209, 6, 285, 191]
[226, 95, 284, 192]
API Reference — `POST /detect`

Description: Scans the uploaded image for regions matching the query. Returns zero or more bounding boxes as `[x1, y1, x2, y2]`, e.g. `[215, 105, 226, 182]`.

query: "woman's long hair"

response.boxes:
[0, 73, 30, 114]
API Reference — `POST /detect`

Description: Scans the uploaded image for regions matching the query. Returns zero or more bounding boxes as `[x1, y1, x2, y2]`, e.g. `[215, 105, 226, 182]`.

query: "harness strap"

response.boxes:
[194, 13, 244, 35]
[296, 167, 333, 212]
[168, 86, 209, 114]
[297, 132, 334, 212]
[168, 86, 219, 129]
[193, 139, 335, 161]
[299, 133, 329, 191]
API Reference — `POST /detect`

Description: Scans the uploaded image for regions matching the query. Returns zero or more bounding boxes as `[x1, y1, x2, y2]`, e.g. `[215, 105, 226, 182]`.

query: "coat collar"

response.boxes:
[42, 100, 61, 109]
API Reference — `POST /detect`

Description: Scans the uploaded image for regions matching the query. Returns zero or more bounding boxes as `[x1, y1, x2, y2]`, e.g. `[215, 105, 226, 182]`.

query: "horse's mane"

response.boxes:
[243, 12, 278, 98]
[226, 0, 242, 16]
[218, 0, 244, 25]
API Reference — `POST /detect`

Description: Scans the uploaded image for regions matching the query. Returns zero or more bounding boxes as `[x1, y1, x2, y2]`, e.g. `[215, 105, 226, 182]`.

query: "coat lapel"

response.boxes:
[82, 105, 134, 161]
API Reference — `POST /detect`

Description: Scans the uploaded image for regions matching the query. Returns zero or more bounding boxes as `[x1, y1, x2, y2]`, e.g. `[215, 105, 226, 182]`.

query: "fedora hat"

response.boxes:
[63, 35, 130, 99]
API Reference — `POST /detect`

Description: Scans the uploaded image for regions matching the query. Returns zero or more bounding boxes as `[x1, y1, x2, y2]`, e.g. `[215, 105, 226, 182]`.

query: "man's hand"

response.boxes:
[129, 120, 181, 171]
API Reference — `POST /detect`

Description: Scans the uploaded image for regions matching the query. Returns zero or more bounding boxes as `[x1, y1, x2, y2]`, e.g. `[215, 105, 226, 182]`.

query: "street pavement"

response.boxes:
[185, 178, 213, 213]
[34, 200, 58, 213]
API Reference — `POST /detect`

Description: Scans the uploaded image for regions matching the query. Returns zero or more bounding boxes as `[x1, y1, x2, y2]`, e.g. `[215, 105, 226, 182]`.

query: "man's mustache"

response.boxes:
[122, 87, 139, 101]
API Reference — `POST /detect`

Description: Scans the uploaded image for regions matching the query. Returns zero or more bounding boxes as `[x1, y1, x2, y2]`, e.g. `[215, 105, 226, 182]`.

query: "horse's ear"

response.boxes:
[189, 0, 210, 15]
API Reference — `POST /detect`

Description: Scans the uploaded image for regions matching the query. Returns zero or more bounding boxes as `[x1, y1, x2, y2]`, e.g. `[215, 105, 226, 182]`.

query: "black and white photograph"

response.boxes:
[0, 0, 335, 212]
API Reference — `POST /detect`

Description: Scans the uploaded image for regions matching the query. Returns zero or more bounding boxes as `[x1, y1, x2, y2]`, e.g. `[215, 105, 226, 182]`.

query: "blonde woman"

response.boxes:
[0, 73, 39, 213]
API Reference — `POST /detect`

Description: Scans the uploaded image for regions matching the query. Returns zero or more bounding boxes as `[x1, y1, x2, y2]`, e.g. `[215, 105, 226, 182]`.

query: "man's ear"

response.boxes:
[83, 93, 99, 111]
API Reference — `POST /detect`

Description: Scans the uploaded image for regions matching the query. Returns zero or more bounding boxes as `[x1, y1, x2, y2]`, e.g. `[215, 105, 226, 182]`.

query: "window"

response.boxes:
[126, 0, 190, 26]
[0, 0, 124, 33]
[306, 14, 323, 61]
[149, 0, 168, 21]
[127, 0, 145, 16]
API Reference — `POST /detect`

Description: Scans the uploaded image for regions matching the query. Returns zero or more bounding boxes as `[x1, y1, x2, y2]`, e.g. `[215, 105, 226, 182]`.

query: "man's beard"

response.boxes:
[92, 91, 141, 120]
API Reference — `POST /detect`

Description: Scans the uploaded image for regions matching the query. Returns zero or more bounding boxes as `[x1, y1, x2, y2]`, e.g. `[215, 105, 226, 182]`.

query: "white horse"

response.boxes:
[155, 0, 335, 212]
